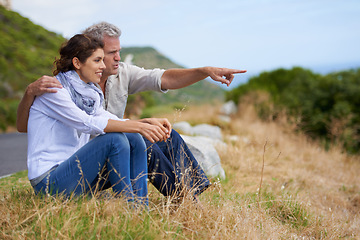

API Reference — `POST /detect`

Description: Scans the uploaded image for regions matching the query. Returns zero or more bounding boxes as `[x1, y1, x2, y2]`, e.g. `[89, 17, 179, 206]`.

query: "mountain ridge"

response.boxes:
[0, 5, 223, 102]
[0, 5, 224, 129]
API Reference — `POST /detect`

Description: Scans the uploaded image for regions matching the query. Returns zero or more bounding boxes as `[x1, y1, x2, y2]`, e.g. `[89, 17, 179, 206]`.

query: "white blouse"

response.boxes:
[27, 87, 122, 180]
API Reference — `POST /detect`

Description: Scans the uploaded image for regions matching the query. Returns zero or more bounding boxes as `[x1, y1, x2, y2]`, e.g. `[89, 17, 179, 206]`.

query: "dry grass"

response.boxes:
[160, 103, 360, 238]
[1, 103, 360, 239]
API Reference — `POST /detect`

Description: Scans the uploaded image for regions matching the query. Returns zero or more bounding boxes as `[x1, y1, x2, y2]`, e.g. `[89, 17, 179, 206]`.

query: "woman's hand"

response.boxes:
[105, 118, 172, 143]
[139, 118, 172, 140]
[137, 121, 169, 143]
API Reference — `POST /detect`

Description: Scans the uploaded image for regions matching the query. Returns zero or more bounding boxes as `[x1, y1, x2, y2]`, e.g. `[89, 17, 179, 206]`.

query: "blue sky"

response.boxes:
[12, 0, 360, 87]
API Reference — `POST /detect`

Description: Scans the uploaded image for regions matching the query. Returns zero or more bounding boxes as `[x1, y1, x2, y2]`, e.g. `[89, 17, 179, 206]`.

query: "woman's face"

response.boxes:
[75, 48, 106, 84]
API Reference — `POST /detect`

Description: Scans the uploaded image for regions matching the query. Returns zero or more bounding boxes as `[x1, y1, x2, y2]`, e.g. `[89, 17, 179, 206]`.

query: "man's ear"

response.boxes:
[72, 57, 81, 70]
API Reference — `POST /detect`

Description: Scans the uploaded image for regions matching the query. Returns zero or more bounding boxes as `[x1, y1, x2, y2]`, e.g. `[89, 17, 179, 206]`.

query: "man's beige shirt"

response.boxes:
[102, 62, 166, 118]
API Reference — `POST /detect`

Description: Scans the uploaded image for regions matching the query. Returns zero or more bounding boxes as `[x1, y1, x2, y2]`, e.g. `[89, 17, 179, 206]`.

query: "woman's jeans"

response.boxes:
[145, 130, 210, 197]
[33, 132, 148, 206]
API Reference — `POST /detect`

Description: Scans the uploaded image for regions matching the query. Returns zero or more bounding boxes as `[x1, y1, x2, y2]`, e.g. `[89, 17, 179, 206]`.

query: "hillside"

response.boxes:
[0, 5, 224, 129]
[121, 47, 225, 110]
[0, 5, 224, 101]
[121, 46, 183, 69]
[0, 5, 65, 98]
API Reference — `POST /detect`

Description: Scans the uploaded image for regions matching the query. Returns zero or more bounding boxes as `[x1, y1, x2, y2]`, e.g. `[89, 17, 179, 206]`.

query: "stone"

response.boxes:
[173, 121, 193, 135]
[181, 135, 226, 179]
[218, 115, 231, 123]
[220, 100, 237, 115]
[192, 124, 223, 140]
[173, 122, 223, 140]
[124, 54, 134, 65]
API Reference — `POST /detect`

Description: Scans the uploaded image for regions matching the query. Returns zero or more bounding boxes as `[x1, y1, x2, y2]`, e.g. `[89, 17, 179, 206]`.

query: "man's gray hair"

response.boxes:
[82, 22, 121, 41]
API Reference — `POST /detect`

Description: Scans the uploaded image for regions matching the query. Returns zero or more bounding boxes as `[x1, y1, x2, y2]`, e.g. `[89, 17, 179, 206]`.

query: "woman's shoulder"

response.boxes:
[34, 87, 72, 106]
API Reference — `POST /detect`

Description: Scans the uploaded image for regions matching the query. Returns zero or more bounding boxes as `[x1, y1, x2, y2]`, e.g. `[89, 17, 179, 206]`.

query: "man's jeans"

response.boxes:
[33, 132, 148, 206]
[145, 130, 211, 197]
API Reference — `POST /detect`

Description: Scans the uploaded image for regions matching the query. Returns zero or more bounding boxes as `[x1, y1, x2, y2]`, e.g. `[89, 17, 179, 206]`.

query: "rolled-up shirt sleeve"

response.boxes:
[127, 64, 167, 94]
[32, 88, 115, 135]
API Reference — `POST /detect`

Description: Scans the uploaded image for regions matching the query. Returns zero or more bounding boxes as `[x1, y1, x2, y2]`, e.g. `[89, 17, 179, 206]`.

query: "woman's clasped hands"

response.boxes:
[138, 118, 172, 143]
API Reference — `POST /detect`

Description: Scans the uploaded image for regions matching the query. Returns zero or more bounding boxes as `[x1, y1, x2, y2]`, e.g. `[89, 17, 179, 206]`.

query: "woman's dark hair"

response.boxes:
[53, 34, 104, 75]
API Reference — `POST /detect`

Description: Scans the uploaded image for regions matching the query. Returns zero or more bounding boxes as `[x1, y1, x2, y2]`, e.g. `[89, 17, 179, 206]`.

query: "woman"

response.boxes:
[27, 34, 171, 206]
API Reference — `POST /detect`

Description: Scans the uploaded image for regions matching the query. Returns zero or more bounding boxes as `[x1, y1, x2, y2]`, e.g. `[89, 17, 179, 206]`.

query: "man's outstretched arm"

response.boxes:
[160, 67, 247, 90]
[16, 76, 62, 132]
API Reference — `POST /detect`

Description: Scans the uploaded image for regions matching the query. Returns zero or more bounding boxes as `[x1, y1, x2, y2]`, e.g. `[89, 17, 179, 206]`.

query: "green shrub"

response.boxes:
[0, 99, 19, 131]
[226, 67, 360, 153]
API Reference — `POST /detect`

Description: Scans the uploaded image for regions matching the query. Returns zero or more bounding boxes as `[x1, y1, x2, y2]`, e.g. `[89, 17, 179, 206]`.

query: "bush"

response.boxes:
[226, 67, 360, 153]
[0, 99, 19, 131]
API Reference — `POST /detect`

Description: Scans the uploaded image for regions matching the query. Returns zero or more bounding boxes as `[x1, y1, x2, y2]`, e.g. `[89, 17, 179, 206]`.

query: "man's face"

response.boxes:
[102, 35, 121, 78]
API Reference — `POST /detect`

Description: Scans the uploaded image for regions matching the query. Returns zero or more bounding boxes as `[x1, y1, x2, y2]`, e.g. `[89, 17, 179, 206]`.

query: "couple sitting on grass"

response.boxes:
[19, 22, 246, 207]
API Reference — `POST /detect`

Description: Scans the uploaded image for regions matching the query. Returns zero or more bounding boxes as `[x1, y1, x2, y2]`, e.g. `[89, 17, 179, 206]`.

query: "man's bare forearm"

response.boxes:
[16, 88, 35, 132]
[161, 68, 209, 90]
[160, 67, 247, 90]
[16, 76, 62, 132]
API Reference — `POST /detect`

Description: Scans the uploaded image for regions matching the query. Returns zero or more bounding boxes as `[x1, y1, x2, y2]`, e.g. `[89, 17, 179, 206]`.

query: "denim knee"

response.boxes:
[169, 130, 182, 144]
[101, 132, 130, 148]
[125, 133, 146, 152]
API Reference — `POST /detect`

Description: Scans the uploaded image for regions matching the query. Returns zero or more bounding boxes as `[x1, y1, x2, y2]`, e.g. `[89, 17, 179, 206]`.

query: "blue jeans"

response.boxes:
[146, 130, 211, 197]
[33, 132, 148, 205]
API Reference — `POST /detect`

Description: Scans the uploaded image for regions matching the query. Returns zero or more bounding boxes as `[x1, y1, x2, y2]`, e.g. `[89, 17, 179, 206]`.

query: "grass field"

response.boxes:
[1, 103, 359, 239]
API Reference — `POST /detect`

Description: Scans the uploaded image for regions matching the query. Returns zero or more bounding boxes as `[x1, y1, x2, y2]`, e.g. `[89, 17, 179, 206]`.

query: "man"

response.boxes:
[17, 22, 246, 200]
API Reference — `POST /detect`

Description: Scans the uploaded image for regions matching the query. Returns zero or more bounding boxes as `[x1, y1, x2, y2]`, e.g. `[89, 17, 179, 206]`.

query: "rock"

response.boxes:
[192, 124, 223, 140]
[173, 121, 193, 135]
[124, 54, 134, 65]
[220, 100, 237, 115]
[181, 135, 226, 179]
[226, 135, 250, 144]
[173, 122, 223, 140]
[218, 115, 231, 123]
[173, 122, 226, 178]
[227, 135, 240, 142]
